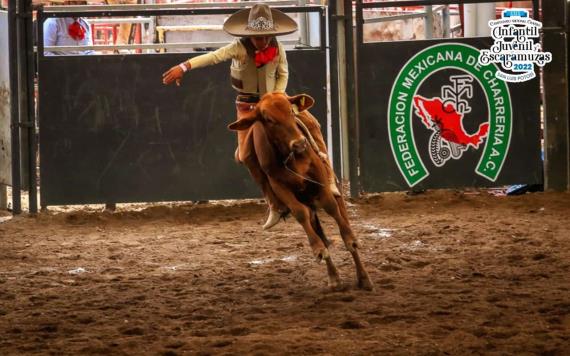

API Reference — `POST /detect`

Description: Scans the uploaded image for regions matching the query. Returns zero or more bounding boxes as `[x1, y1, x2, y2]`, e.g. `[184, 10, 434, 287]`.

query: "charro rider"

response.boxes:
[162, 3, 339, 230]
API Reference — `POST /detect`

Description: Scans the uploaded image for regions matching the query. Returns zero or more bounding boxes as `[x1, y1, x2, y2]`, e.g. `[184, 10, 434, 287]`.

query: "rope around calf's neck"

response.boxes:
[283, 151, 325, 187]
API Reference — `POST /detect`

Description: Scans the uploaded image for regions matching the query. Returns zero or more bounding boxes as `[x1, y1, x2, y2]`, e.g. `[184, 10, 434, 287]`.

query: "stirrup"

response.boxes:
[263, 209, 282, 230]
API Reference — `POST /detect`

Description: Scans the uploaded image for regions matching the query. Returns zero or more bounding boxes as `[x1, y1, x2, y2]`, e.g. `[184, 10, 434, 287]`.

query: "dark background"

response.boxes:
[38, 50, 327, 205]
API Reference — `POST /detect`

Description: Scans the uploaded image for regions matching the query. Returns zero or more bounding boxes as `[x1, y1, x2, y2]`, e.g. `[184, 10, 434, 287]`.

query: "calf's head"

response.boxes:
[229, 93, 315, 156]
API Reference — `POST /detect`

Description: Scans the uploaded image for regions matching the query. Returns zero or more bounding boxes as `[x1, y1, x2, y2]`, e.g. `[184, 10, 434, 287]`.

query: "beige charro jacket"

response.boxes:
[185, 38, 288, 95]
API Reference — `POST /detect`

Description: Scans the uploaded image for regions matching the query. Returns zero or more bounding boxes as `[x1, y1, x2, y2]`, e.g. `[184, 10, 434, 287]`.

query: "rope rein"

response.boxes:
[237, 100, 327, 187]
[280, 114, 328, 187]
[294, 117, 321, 155]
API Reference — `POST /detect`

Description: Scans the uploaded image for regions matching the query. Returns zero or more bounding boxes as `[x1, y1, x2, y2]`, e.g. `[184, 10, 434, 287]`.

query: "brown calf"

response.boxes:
[228, 92, 373, 290]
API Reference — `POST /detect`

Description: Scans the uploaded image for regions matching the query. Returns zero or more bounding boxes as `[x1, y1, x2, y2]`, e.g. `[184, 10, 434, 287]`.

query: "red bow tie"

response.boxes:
[255, 46, 278, 68]
[68, 19, 86, 41]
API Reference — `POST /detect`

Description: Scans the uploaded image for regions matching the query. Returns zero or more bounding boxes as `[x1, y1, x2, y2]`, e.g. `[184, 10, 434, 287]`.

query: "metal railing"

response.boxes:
[44, 39, 304, 53]
[362, 5, 456, 40]
[44, 1, 301, 13]
[357, 0, 539, 43]
[39, 1, 322, 54]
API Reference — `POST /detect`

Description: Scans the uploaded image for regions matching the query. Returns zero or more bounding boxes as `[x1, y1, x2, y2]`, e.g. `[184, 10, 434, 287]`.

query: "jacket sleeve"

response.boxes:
[187, 39, 246, 69]
[274, 42, 288, 93]
[81, 19, 95, 55]
[43, 19, 58, 56]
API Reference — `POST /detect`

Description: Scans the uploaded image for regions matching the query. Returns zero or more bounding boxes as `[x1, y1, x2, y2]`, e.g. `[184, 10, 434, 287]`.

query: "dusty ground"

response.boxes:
[0, 190, 569, 355]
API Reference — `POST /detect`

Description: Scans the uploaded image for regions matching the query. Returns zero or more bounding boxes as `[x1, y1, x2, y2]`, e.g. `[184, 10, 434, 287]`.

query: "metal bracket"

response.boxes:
[16, 12, 32, 19]
[12, 122, 34, 129]
[20, 121, 35, 128]
[542, 26, 567, 32]
[330, 14, 346, 20]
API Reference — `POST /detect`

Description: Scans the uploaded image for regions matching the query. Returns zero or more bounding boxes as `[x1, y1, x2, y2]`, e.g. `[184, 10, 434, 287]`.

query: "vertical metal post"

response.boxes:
[542, 0, 569, 191]
[0, 185, 7, 210]
[335, 0, 350, 183]
[533, 0, 540, 20]
[37, 7, 44, 58]
[464, 3, 477, 37]
[424, 5, 433, 39]
[442, 5, 450, 38]
[16, 0, 29, 197]
[328, 1, 342, 177]
[476, 3, 495, 36]
[37, 7, 46, 211]
[298, 0, 309, 46]
[24, 0, 37, 213]
[319, 7, 326, 50]
[8, 0, 21, 214]
[346, 0, 360, 197]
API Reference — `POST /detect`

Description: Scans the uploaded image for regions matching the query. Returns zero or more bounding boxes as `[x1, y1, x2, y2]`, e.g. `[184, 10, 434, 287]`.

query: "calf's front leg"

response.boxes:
[268, 178, 329, 262]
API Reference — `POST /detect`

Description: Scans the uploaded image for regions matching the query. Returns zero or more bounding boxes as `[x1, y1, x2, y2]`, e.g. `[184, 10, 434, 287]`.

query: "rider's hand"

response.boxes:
[162, 64, 185, 86]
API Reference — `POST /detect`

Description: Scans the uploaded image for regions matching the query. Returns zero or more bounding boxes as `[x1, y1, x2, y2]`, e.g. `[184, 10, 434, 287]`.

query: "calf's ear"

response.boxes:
[228, 115, 258, 131]
[288, 94, 315, 112]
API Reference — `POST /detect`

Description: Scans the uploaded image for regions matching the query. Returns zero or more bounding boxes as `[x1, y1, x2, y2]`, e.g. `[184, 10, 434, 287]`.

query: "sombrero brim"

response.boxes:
[223, 8, 298, 37]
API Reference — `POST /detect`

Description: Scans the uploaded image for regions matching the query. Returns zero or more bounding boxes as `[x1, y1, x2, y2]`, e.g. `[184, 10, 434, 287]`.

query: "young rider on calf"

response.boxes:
[162, 4, 339, 230]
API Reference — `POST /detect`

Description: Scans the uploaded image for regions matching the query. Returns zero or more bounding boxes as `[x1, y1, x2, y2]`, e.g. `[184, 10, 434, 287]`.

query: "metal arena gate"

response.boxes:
[37, 4, 330, 206]
[5, 0, 566, 212]
[350, 0, 543, 194]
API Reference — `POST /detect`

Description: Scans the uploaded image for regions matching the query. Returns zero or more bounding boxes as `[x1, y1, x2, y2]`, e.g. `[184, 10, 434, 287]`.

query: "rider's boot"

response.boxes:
[318, 152, 341, 197]
[263, 208, 282, 230]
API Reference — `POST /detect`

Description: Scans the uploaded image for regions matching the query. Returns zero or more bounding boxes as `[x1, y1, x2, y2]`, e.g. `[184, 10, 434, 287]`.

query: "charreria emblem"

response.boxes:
[388, 43, 513, 187]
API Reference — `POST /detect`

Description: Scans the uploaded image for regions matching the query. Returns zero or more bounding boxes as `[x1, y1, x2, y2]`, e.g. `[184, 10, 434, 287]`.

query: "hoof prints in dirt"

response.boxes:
[340, 320, 369, 329]
[1, 192, 569, 355]
[119, 327, 145, 336]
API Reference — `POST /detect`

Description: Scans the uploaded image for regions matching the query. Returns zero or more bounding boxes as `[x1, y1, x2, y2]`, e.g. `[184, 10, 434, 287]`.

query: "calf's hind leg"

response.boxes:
[268, 179, 329, 262]
[311, 210, 341, 289]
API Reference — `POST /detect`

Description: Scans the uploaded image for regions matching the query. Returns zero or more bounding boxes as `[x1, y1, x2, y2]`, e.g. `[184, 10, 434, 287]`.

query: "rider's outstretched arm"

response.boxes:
[162, 39, 246, 86]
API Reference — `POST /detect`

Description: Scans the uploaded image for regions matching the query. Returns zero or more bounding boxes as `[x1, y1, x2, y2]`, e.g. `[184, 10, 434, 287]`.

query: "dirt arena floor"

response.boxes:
[0, 190, 569, 355]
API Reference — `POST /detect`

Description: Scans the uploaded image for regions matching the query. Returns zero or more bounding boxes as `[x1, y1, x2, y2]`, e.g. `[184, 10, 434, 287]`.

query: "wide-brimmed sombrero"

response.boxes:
[223, 4, 298, 37]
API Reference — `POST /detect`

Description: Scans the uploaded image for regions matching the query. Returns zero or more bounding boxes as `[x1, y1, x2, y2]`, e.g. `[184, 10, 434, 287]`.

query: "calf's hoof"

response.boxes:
[357, 276, 374, 291]
[328, 278, 343, 291]
[313, 247, 329, 262]
[345, 239, 361, 252]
